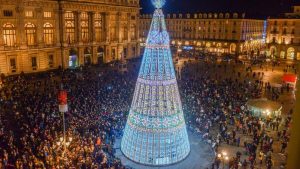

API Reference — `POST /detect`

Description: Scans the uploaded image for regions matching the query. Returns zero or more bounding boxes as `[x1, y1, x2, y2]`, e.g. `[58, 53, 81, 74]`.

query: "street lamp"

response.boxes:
[218, 151, 229, 169]
[56, 136, 73, 157]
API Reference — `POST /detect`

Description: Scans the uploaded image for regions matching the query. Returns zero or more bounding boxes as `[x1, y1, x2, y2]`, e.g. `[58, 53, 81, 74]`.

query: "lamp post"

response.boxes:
[56, 136, 73, 156]
[218, 151, 229, 169]
[58, 85, 68, 157]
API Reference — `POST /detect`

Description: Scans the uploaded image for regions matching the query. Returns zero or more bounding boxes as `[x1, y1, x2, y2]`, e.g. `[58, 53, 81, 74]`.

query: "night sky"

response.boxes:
[140, 0, 299, 19]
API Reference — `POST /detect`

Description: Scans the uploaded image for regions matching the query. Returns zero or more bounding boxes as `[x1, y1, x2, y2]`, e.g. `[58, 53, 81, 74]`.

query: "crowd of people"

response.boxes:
[0, 65, 138, 169]
[178, 60, 293, 169]
[0, 57, 295, 169]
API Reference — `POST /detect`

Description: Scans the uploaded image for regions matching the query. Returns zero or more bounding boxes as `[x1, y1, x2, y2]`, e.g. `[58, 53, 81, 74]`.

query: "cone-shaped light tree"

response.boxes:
[121, 0, 190, 165]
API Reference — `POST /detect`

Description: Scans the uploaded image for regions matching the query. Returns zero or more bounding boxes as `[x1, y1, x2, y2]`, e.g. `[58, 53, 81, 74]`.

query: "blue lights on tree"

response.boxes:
[121, 0, 190, 165]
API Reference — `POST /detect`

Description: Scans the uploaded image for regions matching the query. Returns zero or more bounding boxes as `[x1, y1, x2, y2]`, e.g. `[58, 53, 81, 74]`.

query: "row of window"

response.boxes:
[3, 10, 52, 18]
[3, 22, 136, 47]
[3, 22, 54, 46]
[271, 37, 294, 44]
[9, 54, 54, 72]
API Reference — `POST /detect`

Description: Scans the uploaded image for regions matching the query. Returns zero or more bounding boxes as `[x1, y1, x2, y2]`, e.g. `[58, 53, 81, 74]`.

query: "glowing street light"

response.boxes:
[218, 151, 229, 169]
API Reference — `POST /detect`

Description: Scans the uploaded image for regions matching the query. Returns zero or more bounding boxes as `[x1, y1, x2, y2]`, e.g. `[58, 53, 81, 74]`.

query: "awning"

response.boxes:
[282, 74, 297, 84]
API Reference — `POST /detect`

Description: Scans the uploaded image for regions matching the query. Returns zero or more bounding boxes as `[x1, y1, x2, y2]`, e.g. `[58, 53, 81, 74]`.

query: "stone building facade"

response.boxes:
[266, 6, 300, 60]
[140, 12, 265, 56]
[0, 0, 140, 75]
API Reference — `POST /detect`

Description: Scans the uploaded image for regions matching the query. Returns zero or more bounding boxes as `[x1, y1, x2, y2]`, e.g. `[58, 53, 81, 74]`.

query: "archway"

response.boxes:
[84, 47, 92, 65]
[270, 46, 277, 58]
[287, 47, 295, 60]
[69, 48, 78, 68]
[97, 47, 104, 64]
[229, 43, 236, 54]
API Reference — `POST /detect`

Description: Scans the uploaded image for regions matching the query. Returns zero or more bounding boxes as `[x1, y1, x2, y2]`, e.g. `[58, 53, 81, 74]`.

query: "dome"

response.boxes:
[151, 0, 166, 8]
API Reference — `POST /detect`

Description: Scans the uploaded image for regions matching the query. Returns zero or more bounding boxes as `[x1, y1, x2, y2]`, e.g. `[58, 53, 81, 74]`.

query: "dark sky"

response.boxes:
[140, 0, 299, 19]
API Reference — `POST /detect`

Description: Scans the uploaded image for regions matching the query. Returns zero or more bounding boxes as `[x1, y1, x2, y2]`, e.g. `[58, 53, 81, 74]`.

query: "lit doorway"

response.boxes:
[69, 48, 78, 68]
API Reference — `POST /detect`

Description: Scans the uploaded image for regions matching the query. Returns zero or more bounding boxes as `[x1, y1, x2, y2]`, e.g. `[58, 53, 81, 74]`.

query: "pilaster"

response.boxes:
[74, 11, 82, 44]
[89, 11, 96, 43]
[35, 7, 44, 47]
[116, 12, 121, 43]
[104, 12, 110, 43]
[15, 6, 27, 49]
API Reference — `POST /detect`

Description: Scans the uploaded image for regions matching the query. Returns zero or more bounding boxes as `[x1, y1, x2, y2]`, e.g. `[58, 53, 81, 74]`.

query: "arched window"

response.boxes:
[81, 21, 89, 42]
[130, 24, 136, 40]
[95, 21, 102, 42]
[3, 23, 16, 46]
[65, 21, 75, 43]
[94, 13, 103, 42]
[43, 23, 54, 45]
[25, 22, 36, 46]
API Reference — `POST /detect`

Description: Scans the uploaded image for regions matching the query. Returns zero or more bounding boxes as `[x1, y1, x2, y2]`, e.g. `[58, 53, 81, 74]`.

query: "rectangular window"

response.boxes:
[48, 54, 54, 68]
[3, 10, 13, 17]
[31, 57, 37, 68]
[25, 11, 33, 17]
[44, 11, 52, 18]
[10, 58, 16, 70]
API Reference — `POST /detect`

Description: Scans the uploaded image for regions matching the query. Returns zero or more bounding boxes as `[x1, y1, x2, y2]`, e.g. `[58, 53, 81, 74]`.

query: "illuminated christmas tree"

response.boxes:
[121, 0, 190, 165]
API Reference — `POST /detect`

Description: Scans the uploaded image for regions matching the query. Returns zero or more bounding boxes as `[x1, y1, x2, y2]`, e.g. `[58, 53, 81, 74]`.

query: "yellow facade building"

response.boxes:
[266, 6, 300, 60]
[0, 0, 140, 75]
[140, 12, 265, 56]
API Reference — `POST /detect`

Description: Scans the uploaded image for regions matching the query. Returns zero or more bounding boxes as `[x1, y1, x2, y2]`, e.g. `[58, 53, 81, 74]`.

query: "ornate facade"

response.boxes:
[266, 6, 300, 60]
[140, 12, 265, 56]
[0, 0, 140, 75]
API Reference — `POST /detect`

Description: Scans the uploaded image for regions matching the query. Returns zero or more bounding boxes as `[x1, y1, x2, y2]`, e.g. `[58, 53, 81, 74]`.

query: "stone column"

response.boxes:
[0, 6, 3, 49]
[116, 12, 121, 43]
[135, 13, 139, 41]
[15, 6, 26, 49]
[74, 11, 82, 44]
[35, 7, 44, 47]
[127, 13, 131, 42]
[104, 12, 110, 43]
[54, 9, 62, 47]
[89, 11, 96, 43]
[92, 46, 97, 64]
[105, 45, 110, 63]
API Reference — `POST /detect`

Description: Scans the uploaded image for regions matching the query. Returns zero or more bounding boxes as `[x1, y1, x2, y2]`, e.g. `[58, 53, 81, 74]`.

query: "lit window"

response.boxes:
[131, 24, 136, 40]
[3, 23, 16, 46]
[44, 23, 54, 45]
[25, 11, 33, 17]
[95, 21, 102, 42]
[95, 13, 103, 42]
[44, 11, 52, 18]
[65, 21, 75, 43]
[81, 12, 88, 19]
[25, 22, 36, 46]
[81, 21, 89, 42]
[64, 11, 74, 19]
